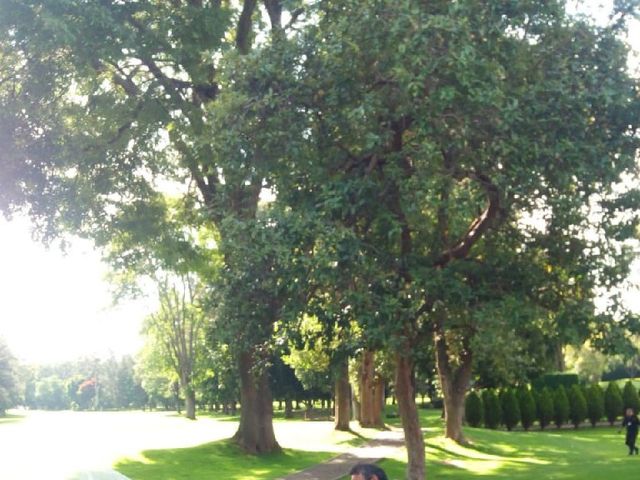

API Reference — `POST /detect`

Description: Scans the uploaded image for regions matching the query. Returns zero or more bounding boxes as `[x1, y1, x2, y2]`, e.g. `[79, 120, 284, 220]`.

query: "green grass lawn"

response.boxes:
[116, 408, 638, 480]
[115, 440, 333, 480]
[0, 413, 24, 425]
[114, 414, 373, 480]
[375, 410, 638, 480]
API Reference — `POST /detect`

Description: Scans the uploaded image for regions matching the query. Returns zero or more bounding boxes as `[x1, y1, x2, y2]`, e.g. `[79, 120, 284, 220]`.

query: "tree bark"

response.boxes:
[359, 350, 384, 427]
[284, 398, 293, 419]
[233, 350, 280, 454]
[334, 358, 351, 431]
[395, 353, 426, 480]
[184, 385, 196, 420]
[434, 320, 473, 444]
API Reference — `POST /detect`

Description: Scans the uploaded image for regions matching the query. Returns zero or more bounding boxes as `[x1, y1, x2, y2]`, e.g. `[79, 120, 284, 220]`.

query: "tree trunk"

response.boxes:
[434, 320, 473, 444]
[233, 350, 280, 454]
[184, 386, 196, 420]
[334, 358, 351, 431]
[284, 398, 293, 419]
[359, 350, 384, 427]
[395, 353, 426, 480]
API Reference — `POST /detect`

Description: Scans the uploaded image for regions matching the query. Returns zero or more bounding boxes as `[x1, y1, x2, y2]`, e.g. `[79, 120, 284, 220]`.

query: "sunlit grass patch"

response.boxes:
[114, 439, 334, 480]
[0, 413, 24, 425]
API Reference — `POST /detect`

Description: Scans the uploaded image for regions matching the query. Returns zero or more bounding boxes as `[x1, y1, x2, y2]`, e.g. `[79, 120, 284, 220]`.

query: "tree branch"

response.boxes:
[236, 0, 258, 54]
[434, 171, 501, 268]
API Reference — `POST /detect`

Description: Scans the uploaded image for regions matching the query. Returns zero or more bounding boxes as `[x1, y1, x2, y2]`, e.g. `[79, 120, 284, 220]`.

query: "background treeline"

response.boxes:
[465, 375, 640, 431]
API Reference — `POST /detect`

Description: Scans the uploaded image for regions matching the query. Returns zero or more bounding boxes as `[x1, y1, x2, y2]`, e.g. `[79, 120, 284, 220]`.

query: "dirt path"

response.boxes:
[277, 428, 405, 480]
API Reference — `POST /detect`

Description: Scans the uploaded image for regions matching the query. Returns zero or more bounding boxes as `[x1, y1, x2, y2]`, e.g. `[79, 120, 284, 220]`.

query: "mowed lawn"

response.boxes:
[376, 410, 638, 479]
[115, 414, 372, 480]
[115, 408, 638, 480]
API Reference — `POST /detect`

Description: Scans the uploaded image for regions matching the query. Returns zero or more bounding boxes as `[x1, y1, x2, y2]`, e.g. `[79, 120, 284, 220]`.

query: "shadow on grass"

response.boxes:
[114, 439, 334, 480]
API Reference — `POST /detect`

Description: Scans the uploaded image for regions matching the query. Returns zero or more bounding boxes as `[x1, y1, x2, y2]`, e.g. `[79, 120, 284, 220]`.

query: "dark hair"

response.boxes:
[349, 463, 389, 480]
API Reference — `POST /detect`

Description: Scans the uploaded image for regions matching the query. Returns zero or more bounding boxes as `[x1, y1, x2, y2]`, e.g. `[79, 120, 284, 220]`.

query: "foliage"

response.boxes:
[517, 386, 537, 432]
[0, 339, 19, 415]
[537, 388, 556, 430]
[482, 390, 501, 430]
[568, 384, 587, 428]
[532, 373, 579, 391]
[604, 381, 624, 425]
[586, 383, 605, 427]
[500, 389, 521, 432]
[565, 343, 611, 383]
[464, 391, 483, 428]
[622, 380, 640, 412]
[553, 386, 570, 428]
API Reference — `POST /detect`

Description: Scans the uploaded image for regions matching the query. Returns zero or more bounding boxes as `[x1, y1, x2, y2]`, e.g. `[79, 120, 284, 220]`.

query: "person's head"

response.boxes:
[627, 407, 635, 416]
[349, 463, 389, 480]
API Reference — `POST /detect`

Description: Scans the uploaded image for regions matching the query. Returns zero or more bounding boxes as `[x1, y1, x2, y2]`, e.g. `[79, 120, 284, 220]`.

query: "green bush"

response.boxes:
[500, 389, 521, 431]
[622, 381, 640, 412]
[553, 386, 569, 428]
[533, 373, 579, 391]
[568, 384, 587, 428]
[538, 387, 554, 430]
[517, 386, 537, 431]
[605, 381, 624, 425]
[464, 391, 483, 427]
[586, 383, 604, 427]
[482, 389, 501, 429]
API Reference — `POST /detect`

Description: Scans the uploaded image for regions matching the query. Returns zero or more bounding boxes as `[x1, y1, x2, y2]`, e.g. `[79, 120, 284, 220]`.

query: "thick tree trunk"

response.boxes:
[233, 350, 280, 454]
[334, 358, 351, 431]
[359, 350, 384, 428]
[434, 320, 473, 444]
[395, 353, 426, 480]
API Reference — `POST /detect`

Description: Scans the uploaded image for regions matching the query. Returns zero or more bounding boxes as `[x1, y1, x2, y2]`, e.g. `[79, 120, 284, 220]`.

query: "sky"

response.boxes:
[0, 1, 639, 365]
[0, 216, 156, 364]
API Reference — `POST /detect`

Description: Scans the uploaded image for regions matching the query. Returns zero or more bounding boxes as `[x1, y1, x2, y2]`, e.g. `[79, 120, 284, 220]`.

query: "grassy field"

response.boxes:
[374, 410, 638, 480]
[114, 407, 637, 479]
[0, 413, 24, 425]
[115, 413, 373, 480]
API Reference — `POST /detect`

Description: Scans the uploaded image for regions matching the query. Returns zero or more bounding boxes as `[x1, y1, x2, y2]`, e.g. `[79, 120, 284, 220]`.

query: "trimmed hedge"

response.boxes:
[622, 380, 640, 412]
[605, 381, 624, 425]
[553, 386, 570, 428]
[586, 383, 604, 427]
[517, 386, 537, 431]
[533, 373, 579, 391]
[465, 391, 483, 427]
[568, 384, 587, 428]
[500, 389, 520, 431]
[538, 387, 555, 430]
[482, 389, 501, 430]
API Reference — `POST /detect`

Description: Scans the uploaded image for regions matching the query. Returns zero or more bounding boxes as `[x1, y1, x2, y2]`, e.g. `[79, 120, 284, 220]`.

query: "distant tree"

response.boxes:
[517, 386, 537, 431]
[500, 389, 521, 431]
[586, 383, 605, 427]
[0, 339, 19, 416]
[35, 376, 68, 410]
[622, 381, 640, 412]
[568, 384, 587, 428]
[464, 391, 483, 428]
[605, 381, 624, 425]
[76, 378, 97, 410]
[553, 386, 570, 428]
[142, 274, 207, 420]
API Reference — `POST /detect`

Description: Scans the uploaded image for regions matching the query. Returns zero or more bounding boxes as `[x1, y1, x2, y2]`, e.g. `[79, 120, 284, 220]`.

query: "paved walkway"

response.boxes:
[277, 428, 405, 480]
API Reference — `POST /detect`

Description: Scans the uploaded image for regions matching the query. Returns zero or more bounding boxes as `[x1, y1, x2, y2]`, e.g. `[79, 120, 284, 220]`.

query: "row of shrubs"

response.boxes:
[465, 380, 640, 430]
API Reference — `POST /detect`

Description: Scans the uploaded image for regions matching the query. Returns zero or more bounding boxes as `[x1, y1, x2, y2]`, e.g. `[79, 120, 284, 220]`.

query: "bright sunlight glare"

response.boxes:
[0, 216, 154, 364]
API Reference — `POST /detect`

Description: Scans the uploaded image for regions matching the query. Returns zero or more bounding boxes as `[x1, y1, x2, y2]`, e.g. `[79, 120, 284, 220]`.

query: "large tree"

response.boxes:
[219, 1, 640, 477]
[0, 0, 306, 453]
